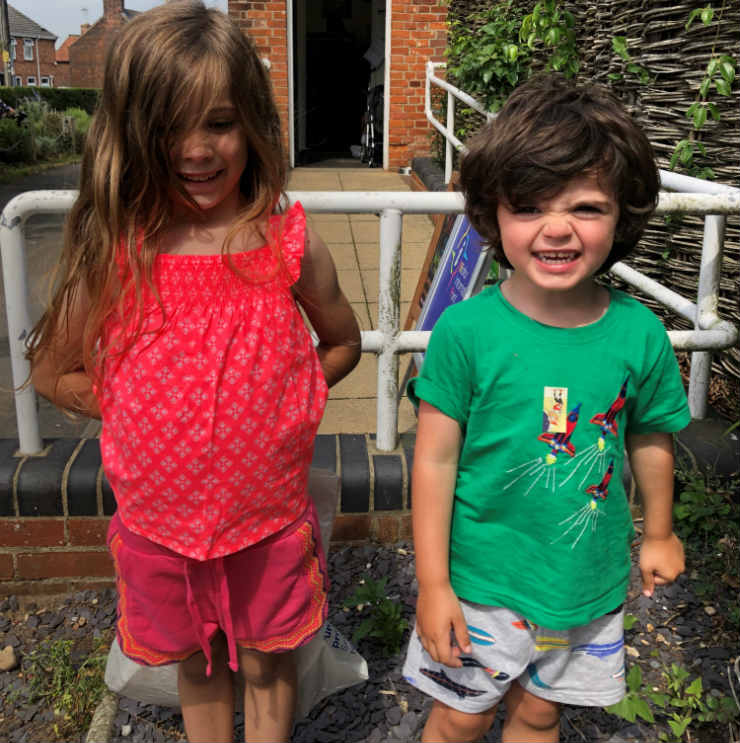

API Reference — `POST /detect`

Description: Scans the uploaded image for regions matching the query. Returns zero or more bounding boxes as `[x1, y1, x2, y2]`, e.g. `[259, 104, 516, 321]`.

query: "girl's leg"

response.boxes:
[178, 633, 234, 743]
[238, 647, 296, 743]
[422, 699, 498, 742]
[501, 681, 559, 743]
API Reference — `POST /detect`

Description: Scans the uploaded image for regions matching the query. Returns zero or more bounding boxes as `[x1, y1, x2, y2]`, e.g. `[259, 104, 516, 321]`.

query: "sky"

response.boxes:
[10, 0, 228, 47]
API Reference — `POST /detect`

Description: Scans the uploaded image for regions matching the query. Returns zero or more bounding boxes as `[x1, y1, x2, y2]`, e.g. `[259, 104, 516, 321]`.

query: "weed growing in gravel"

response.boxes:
[344, 576, 409, 657]
[25, 635, 109, 737]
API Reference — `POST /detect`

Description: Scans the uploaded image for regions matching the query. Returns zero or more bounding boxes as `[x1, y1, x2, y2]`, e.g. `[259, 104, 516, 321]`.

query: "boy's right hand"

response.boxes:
[416, 583, 471, 667]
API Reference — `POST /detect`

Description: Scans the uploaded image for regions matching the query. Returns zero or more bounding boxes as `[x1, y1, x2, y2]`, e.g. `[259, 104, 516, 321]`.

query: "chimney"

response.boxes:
[80, 23, 90, 35]
[103, 0, 125, 18]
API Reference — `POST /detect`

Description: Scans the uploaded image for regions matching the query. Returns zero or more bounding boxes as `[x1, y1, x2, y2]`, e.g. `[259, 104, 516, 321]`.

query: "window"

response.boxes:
[13, 76, 22, 86]
[24, 39, 33, 61]
[10, 39, 16, 61]
[40, 76, 50, 87]
[27, 76, 36, 86]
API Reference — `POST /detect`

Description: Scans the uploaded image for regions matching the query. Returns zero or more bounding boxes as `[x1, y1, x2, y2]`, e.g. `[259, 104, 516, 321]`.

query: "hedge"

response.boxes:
[0, 87, 99, 115]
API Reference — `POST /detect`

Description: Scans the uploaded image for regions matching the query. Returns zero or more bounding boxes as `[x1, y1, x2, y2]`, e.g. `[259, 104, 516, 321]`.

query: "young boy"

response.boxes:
[402, 74, 690, 743]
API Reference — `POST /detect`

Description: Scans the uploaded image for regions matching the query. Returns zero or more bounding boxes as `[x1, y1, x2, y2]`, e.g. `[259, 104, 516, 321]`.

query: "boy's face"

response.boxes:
[496, 172, 619, 301]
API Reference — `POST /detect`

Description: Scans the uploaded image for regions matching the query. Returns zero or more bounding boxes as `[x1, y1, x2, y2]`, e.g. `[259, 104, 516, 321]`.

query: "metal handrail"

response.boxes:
[425, 61, 739, 425]
[1, 188, 739, 456]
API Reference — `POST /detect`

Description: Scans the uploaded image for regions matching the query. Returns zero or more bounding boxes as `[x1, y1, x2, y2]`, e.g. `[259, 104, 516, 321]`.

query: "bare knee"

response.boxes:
[504, 682, 560, 732]
[423, 700, 497, 742]
[238, 648, 295, 689]
[179, 634, 228, 684]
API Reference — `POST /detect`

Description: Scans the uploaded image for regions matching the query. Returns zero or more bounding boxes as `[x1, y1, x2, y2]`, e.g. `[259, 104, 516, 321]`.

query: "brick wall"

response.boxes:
[387, 1, 447, 169]
[0, 435, 410, 595]
[10, 38, 57, 86]
[229, 1, 448, 169]
[230, 1, 291, 155]
[69, 22, 116, 89]
[54, 62, 71, 88]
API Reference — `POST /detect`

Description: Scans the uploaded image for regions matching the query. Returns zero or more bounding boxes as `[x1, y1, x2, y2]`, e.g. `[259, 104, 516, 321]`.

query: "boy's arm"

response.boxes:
[31, 285, 101, 419]
[413, 400, 471, 667]
[294, 226, 361, 387]
[626, 431, 684, 596]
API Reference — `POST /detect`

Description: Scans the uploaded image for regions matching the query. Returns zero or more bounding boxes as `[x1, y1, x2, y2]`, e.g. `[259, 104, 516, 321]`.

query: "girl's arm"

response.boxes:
[413, 400, 471, 667]
[31, 284, 101, 419]
[626, 431, 684, 596]
[294, 226, 361, 387]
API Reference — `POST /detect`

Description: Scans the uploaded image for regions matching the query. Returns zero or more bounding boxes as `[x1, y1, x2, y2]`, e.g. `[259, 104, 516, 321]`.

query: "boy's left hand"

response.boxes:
[639, 532, 685, 597]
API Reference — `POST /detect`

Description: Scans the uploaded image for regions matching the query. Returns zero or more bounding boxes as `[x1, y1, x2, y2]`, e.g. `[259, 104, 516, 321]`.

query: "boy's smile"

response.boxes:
[497, 173, 619, 322]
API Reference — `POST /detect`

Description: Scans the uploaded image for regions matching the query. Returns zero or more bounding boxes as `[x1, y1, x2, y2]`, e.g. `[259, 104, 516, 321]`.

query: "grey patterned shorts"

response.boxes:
[402, 600, 626, 713]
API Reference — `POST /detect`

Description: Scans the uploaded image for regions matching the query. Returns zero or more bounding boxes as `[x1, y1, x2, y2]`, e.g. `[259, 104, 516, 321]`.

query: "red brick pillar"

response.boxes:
[230, 1, 291, 157]
[387, 1, 447, 170]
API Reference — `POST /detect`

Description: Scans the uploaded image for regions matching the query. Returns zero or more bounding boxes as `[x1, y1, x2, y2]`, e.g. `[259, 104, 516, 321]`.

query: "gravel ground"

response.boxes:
[1, 536, 738, 742]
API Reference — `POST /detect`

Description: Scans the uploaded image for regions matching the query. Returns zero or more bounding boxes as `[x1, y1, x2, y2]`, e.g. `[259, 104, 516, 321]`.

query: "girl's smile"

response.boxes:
[170, 100, 248, 223]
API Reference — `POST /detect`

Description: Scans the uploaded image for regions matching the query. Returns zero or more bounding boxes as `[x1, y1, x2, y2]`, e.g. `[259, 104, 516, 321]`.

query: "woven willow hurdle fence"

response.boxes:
[446, 0, 739, 419]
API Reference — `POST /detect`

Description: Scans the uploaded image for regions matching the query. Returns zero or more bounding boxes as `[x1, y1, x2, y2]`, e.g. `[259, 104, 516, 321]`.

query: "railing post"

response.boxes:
[688, 214, 726, 419]
[445, 90, 454, 185]
[376, 208, 402, 451]
[0, 210, 43, 454]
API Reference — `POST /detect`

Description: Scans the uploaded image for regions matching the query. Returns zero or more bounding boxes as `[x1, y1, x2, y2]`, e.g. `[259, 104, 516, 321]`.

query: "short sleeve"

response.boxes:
[407, 307, 473, 425]
[271, 201, 307, 284]
[628, 320, 691, 435]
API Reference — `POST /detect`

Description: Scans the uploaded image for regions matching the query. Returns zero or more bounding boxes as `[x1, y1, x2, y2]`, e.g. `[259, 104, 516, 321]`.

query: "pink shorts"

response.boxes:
[107, 504, 328, 676]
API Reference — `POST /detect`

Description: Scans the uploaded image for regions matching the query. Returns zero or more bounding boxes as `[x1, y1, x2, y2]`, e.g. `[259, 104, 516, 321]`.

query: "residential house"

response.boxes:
[68, 0, 138, 89]
[5, 4, 57, 87]
[54, 27, 86, 88]
[231, 0, 447, 170]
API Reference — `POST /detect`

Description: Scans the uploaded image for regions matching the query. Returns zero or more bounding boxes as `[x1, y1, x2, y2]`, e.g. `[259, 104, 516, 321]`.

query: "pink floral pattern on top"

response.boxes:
[99, 203, 328, 560]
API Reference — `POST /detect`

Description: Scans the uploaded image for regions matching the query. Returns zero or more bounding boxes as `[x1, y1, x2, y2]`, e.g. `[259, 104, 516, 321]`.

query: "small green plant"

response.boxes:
[669, 3, 736, 179]
[606, 662, 739, 741]
[609, 36, 651, 84]
[25, 636, 109, 737]
[344, 576, 409, 656]
[519, 0, 579, 77]
[673, 468, 739, 546]
[447, 0, 530, 114]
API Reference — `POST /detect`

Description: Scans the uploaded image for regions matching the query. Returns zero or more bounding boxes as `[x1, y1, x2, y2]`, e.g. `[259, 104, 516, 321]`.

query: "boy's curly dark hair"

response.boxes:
[459, 74, 660, 272]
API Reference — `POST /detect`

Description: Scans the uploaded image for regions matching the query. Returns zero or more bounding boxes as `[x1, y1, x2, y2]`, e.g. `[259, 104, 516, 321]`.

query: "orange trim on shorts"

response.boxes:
[237, 521, 327, 653]
[110, 531, 200, 666]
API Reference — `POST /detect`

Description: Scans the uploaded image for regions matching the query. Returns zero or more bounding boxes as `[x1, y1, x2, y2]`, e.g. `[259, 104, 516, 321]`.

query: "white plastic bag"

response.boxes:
[104, 468, 369, 717]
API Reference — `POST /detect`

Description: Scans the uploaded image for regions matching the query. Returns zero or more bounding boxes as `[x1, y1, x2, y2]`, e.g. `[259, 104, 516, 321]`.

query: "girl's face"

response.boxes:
[169, 98, 248, 223]
[496, 172, 619, 302]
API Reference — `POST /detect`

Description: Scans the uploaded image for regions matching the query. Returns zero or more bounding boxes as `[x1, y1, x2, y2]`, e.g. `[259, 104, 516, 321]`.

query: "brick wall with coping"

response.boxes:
[230, 0, 447, 170]
[0, 435, 412, 596]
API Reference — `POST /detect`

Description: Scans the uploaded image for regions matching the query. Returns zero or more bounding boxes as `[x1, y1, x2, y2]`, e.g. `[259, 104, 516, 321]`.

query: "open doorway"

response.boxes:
[293, 0, 385, 167]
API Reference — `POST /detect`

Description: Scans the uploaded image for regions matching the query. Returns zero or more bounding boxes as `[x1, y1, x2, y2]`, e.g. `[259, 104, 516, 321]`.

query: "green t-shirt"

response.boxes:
[408, 284, 691, 630]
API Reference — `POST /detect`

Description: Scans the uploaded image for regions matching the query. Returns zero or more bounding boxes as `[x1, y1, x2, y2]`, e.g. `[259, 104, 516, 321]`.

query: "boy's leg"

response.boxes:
[238, 646, 296, 743]
[178, 633, 234, 743]
[501, 681, 559, 743]
[422, 700, 498, 742]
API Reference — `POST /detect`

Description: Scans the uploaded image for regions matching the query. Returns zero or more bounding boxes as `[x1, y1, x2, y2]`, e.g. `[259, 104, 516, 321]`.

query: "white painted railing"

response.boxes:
[425, 61, 740, 422]
[1, 187, 739, 456]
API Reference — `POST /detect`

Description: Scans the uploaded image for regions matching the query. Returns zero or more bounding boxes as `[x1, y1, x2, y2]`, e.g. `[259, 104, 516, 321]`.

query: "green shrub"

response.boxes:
[0, 86, 99, 114]
[65, 107, 91, 152]
[0, 118, 35, 163]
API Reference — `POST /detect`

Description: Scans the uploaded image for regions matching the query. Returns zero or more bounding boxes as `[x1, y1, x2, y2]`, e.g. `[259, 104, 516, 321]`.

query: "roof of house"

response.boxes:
[8, 5, 57, 41]
[56, 35, 80, 63]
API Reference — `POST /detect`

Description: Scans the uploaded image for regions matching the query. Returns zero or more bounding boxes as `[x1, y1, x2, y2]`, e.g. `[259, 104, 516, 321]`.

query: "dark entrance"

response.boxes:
[294, 0, 383, 166]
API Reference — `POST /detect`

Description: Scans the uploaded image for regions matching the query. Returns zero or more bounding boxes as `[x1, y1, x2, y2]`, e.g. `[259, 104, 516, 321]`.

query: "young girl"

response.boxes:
[28, 3, 360, 742]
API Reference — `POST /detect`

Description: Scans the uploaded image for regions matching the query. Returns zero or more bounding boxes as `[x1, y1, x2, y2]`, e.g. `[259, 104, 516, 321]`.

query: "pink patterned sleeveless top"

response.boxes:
[99, 203, 328, 560]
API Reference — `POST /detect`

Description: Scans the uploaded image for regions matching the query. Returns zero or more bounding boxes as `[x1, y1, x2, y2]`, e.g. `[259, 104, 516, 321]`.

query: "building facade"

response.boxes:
[68, 0, 138, 89]
[5, 4, 57, 87]
[230, 0, 447, 170]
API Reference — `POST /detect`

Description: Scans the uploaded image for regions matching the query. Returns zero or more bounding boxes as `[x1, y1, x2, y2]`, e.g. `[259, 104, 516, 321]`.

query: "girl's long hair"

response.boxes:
[26, 0, 286, 386]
